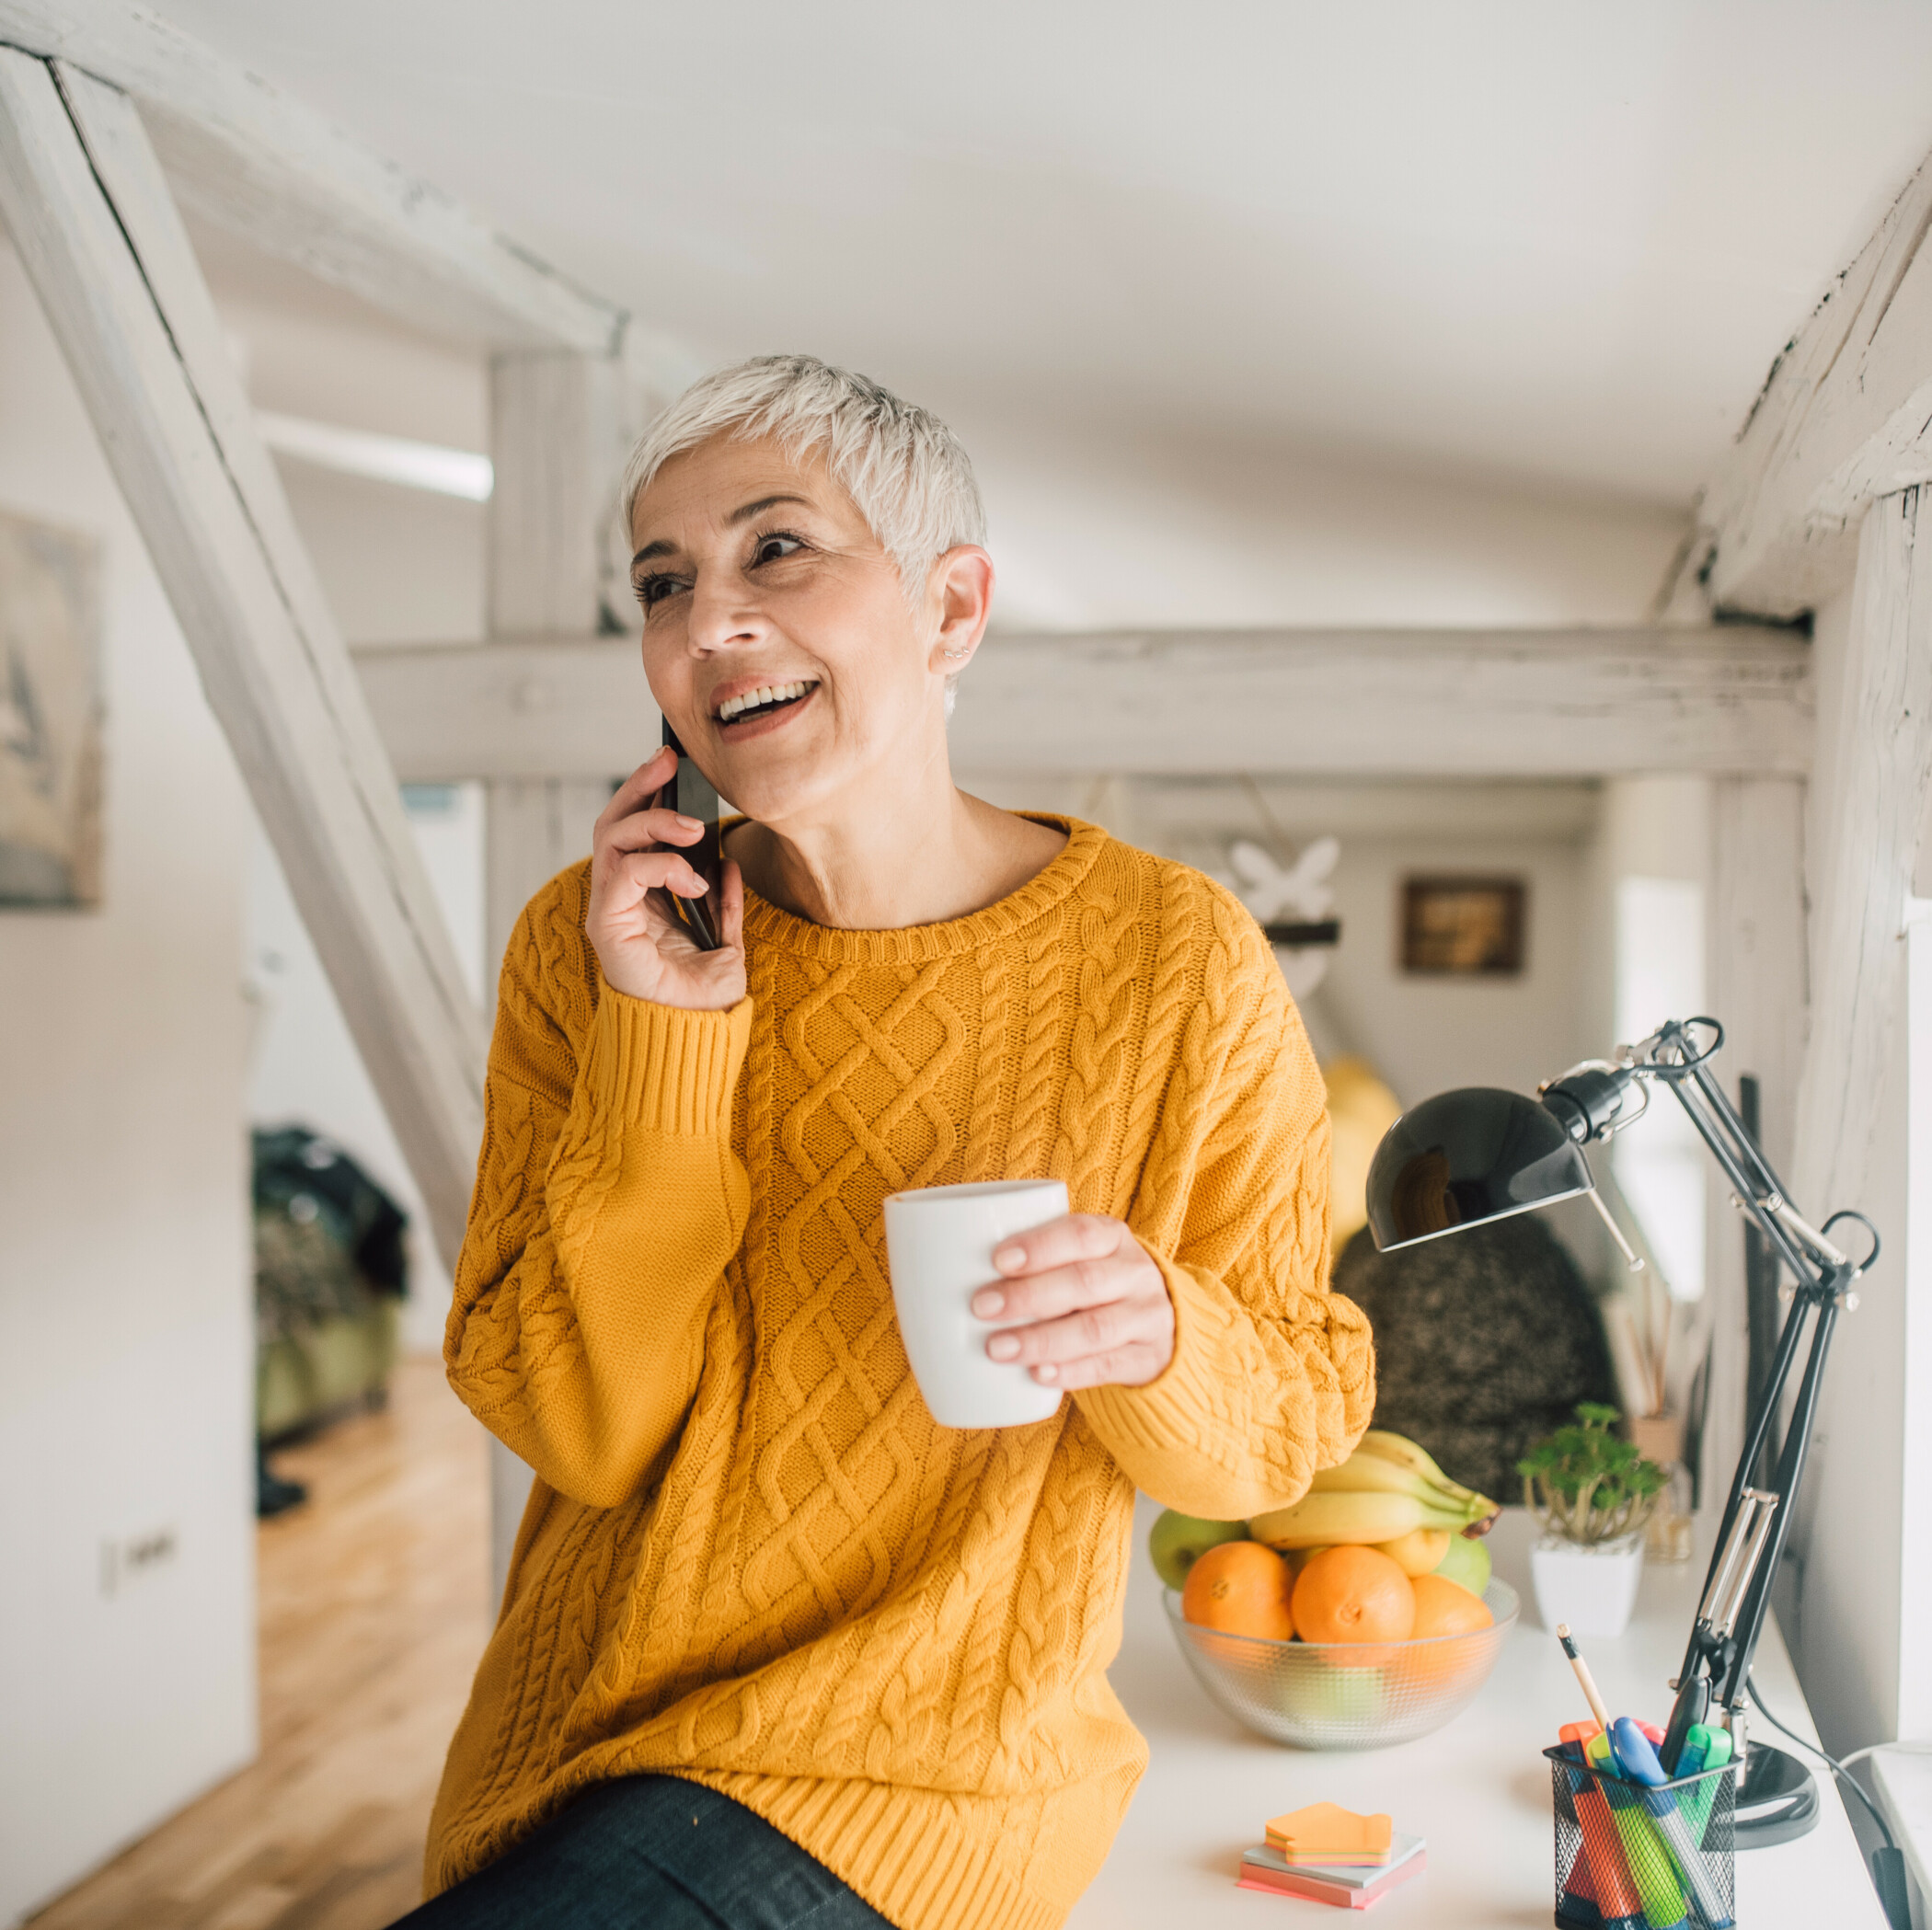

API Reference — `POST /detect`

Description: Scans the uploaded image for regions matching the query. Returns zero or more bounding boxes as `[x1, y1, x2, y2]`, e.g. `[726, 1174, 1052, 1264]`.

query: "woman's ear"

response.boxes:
[926, 545, 995, 676]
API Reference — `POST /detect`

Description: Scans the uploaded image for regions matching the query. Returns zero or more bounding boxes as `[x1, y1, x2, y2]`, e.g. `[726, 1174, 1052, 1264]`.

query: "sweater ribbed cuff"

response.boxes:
[584, 992, 753, 1137]
[1076, 1253, 1239, 1467]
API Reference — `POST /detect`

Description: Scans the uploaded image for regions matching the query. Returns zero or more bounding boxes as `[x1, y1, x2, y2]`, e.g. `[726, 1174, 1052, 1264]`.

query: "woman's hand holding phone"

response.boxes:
[586, 748, 745, 1011]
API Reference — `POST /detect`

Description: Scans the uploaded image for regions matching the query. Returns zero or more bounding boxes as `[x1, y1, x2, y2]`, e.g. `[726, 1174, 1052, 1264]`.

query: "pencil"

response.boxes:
[1557, 1625, 1616, 1737]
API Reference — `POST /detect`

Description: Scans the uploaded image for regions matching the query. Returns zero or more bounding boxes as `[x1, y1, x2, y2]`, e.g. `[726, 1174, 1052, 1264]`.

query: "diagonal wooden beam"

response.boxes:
[0, 50, 484, 1264]
[1790, 488, 1932, 1220]
[1702, 148, 1932, 619]
[351, 625, 1813, 784]
[0, 0, 629, 355]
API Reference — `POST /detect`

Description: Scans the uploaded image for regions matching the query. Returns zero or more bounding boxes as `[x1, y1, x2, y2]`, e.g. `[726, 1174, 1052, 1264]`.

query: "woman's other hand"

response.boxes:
[970, 1214, 1176, 1389]
[585, 749, 746, 1011]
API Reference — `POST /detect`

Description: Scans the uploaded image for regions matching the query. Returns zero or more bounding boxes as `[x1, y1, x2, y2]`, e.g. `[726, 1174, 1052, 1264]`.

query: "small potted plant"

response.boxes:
[1518, 1403, 1666, 1638]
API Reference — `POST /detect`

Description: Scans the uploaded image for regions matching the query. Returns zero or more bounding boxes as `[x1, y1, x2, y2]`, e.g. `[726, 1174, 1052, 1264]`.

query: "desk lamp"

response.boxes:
[1363, 1017, 1878, 1846]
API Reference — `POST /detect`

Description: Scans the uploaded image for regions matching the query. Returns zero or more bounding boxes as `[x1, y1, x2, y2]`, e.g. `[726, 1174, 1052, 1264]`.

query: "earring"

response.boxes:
[942, 647, 970, 661]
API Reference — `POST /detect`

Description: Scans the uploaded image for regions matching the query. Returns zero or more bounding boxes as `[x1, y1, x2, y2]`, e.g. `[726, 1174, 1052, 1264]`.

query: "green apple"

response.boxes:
[1284, 1663, 1385, 1728]
[1433, 1530, 1491, 1596]
[1148, 1510, 1248, 1591]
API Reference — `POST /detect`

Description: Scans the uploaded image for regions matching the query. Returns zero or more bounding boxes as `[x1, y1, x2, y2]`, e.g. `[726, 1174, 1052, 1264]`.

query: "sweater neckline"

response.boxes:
[737, 814, 1105, 964]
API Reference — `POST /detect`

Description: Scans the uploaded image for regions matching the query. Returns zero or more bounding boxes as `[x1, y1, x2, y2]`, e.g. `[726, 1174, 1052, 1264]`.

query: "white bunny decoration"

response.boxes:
[1228, 835, 1340, 999]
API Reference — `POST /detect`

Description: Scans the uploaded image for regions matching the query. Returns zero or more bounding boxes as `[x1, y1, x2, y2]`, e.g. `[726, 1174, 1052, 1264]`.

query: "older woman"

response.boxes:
[407, 356, 1373, 1930]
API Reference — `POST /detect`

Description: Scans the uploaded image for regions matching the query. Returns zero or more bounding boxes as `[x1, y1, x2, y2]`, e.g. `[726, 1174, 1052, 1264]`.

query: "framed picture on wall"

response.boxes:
[1400, 876, 1525, 976]
[1, 508, 103, 907]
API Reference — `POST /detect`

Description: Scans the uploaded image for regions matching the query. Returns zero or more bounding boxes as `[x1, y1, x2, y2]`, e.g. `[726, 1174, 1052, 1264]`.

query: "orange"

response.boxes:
[1409, 1572, 1493, 1638]
[1181, 1538, 1295, 1641]
[1393, 1573, 1494, 1691]
[1291, 1545, 1416, 1645]
[1374, 1527, 1451, 1578]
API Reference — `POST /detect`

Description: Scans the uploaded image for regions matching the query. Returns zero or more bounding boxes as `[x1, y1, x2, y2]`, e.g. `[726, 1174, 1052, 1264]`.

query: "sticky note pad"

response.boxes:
[1264, 1802, 1394, 1862]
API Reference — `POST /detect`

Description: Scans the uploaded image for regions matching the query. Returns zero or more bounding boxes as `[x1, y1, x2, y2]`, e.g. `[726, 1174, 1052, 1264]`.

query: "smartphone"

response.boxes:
[649, 717, 723, 950]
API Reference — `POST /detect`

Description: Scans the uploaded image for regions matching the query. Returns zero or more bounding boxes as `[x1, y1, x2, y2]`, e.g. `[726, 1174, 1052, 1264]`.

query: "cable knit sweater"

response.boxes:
[428, 816, 1374, 1928]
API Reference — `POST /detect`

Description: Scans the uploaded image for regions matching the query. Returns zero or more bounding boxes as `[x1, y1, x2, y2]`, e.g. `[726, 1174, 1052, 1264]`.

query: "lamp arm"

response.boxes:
[1662, 1054, 1819, 1287]
[1664, 1251, 1823, 1717]
[1718, 1288, 1845, 1714]
[1650, 1046, 1841, 1726]
[1643, 1031, 1878, 1740]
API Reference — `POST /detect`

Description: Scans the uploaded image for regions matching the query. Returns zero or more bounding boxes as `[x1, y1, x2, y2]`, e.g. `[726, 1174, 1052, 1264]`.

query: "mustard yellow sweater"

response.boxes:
[429, 817, 1374, 1929]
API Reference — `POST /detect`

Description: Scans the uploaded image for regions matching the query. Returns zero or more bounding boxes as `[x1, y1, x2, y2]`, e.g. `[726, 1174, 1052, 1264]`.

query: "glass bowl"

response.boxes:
[1162, 1578, 1520, 1750]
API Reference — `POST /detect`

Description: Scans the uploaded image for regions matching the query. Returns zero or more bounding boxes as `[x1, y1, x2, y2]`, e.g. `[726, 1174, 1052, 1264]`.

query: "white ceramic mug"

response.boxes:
[882, 1178, 1069, 1429]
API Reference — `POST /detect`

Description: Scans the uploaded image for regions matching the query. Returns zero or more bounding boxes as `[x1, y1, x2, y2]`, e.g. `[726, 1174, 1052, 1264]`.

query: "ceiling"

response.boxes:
[152, 0, 1932, 513]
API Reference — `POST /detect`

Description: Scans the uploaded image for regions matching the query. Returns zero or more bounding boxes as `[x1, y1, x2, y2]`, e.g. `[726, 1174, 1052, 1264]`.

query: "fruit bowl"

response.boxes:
[1161, 1578, 1519, 1750]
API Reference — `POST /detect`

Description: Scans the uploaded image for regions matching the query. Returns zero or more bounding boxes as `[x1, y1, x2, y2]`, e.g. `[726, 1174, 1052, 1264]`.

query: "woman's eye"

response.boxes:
[634, 573, 681, 609]
[752, 533, 804, 567]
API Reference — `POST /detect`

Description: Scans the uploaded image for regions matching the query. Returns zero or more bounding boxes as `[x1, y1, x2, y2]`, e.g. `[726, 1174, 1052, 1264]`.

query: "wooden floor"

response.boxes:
[31, 1359, 491, 1930]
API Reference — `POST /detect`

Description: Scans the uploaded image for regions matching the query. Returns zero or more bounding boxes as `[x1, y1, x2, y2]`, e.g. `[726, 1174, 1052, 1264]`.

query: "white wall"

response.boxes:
[1901, 908, 1932, 1744]
[1579, 775, 1712, 1051]
[0, 243, 256, 1923]
[1583, 778, 1714, 1311]
[1299, 823, 1593, 1109]
[1779, 582, 1913, 1759]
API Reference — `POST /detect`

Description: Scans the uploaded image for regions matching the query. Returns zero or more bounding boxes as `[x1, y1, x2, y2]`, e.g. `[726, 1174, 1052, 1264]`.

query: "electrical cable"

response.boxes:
[1745, 1675, 1894, 1848]
[1746, 1676, 1915, 1930]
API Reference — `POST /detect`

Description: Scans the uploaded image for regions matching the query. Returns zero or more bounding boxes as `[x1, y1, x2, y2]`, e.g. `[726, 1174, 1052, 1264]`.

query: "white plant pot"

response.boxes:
[1530, 1532, 1645, 1639]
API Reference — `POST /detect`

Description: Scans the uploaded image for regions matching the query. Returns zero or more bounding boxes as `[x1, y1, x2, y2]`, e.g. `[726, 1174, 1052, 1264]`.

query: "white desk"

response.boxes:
[1869, 1748, 1931, 1925]
[1070, 1501, 1884, 1927]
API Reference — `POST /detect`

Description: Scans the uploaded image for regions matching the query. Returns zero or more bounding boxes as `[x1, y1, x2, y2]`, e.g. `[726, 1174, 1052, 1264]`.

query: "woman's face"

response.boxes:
[629, 433, 980, 828]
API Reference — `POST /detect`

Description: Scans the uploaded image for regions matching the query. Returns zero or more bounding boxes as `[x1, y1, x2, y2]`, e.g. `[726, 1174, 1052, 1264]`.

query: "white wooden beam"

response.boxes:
[479, 350, 645, 1600]
[489, 351, 638, 640]
[0, 0, 627, 355]
[352, 626, 1812, 784]
[1777, 495, 1932, 1766]
[1790, 488, 1932, 1219]
[0, 51, 484, 1265]
[1701, 149, 1932, 619]
[481, 350, 640, 994]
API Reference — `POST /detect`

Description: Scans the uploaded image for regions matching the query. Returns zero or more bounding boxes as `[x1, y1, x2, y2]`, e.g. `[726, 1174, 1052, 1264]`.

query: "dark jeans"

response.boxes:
[390, 1776, 898, 1929]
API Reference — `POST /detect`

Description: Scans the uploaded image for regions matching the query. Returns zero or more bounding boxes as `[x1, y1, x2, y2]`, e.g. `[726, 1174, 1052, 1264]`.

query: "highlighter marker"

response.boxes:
[1561, 1724, 1647, 1929]
[1557, 1751, 1604, 1928]
[1679, 1725, 1733, 1846]
[1558, 1855, 1604, 1930]
[1612, 1720, 1735, 1930]
[1559, 1732, 1648, 1930]
[1586, 1732, 1689, 1930]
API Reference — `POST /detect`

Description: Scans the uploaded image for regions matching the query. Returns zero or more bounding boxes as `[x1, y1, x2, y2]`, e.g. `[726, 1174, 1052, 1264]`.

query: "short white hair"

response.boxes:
[620, 354, 987, 594]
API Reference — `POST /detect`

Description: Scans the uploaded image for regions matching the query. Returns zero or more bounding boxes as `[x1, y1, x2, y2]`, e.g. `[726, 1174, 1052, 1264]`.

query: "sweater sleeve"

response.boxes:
[444, 889, 753, 1509]
[1075, 901, 1375, 1521]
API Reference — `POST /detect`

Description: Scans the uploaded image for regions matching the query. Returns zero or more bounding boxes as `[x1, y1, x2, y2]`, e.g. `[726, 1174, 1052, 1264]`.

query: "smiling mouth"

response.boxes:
[713, 679, 819, 727]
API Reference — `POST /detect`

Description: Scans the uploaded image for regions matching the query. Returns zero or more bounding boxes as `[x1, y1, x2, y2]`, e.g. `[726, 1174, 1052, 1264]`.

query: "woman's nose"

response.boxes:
[684, 570, 765, 654]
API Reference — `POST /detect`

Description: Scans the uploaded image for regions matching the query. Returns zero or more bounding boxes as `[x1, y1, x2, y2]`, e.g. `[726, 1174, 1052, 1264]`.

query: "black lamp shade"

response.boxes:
[1364, 1086, 1593, 1251]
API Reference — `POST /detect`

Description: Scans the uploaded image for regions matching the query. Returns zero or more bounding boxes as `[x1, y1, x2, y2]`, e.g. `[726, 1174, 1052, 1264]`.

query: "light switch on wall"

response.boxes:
[99, 1524, 180, 1600]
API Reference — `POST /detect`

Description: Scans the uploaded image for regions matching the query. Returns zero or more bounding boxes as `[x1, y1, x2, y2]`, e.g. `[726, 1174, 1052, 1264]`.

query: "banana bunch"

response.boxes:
[1250, 1430, 1500, 1549]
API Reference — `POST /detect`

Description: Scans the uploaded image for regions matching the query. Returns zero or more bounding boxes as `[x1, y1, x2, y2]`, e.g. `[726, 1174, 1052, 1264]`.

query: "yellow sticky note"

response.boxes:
[1262, 1802, 1394, 1859]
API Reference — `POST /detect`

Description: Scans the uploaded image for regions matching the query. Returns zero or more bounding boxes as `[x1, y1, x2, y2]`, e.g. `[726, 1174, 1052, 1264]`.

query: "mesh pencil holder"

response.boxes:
[1545, 1745, 1739, 1930]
